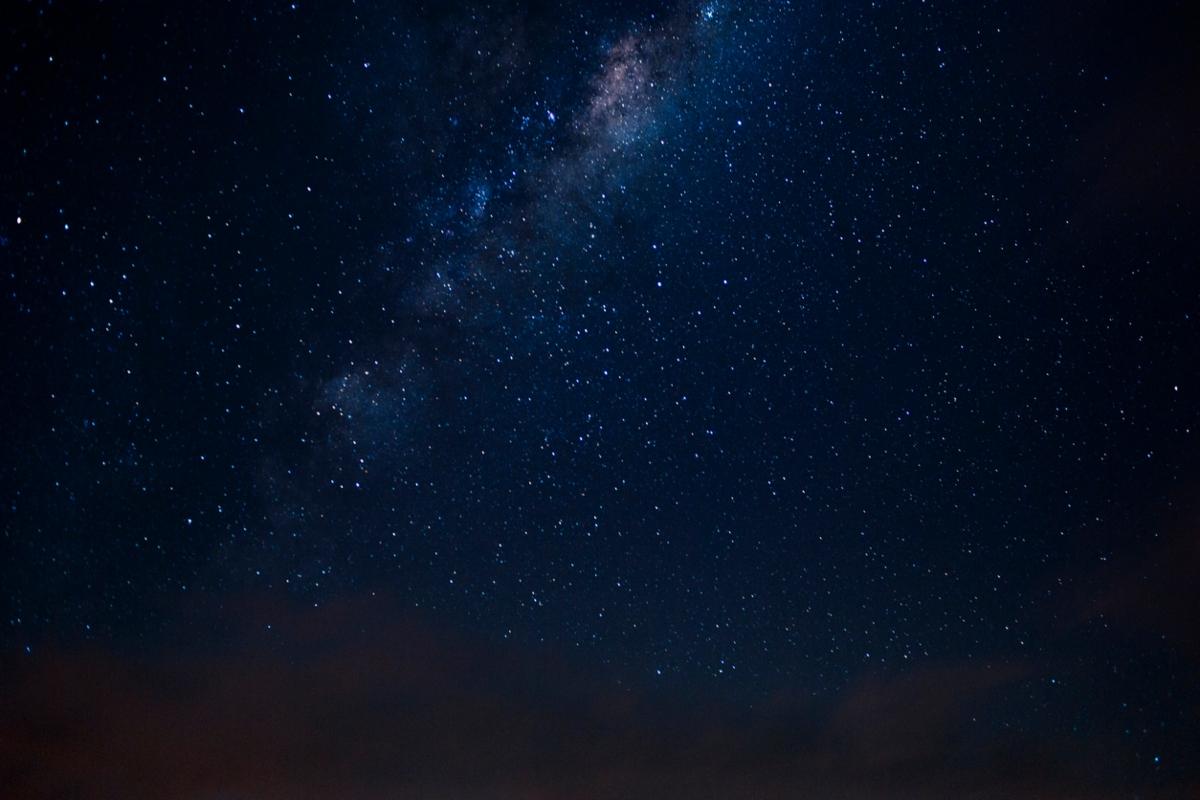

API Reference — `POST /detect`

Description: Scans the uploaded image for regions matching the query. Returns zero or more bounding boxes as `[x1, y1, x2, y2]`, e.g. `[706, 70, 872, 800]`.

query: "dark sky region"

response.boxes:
[1, 1, 1198, 797]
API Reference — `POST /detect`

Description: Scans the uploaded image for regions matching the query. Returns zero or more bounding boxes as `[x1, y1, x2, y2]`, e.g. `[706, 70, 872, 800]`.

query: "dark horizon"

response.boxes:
[2, 1, 1198, 797]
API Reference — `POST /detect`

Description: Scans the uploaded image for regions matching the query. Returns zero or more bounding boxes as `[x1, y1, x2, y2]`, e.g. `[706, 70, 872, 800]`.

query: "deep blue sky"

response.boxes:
[2, 2, 1197, 797]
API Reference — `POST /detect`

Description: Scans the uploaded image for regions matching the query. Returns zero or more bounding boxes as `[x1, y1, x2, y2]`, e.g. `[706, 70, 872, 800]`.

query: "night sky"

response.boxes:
[2, 1, 1198, 797]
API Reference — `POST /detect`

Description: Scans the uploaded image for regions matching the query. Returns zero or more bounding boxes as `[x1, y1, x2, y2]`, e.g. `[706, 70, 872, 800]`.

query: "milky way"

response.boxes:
[301, 3, 729, 514]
